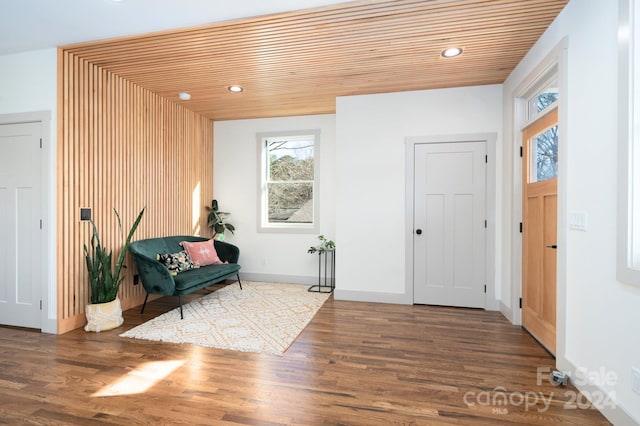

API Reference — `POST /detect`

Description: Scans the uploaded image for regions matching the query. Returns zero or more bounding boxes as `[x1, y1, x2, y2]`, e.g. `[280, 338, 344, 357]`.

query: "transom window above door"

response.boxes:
[527, 78, 558, 121]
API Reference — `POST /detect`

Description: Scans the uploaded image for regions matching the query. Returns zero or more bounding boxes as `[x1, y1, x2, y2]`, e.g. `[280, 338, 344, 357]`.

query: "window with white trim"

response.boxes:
[257, 130, 320, 233]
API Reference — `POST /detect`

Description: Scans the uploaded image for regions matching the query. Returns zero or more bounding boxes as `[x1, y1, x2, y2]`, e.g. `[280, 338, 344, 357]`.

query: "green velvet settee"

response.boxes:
[128, 236, 242, 319]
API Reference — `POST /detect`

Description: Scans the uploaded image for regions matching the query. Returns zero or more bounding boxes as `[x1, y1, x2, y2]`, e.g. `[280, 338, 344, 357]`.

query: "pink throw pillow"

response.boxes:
[180, 240, 224, 266]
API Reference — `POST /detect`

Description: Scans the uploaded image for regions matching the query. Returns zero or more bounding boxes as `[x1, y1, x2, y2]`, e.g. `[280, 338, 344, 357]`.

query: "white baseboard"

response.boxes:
[333, 289, 412, 305]
[485, 298, 499, 311]
[333, 289, 500, 307]
[40, 318, 57, 334]
[239, 272, 317, 286]
[239, 274, 410, 304]
[499, 300, 514, 323]
[557, 357, 640, 426]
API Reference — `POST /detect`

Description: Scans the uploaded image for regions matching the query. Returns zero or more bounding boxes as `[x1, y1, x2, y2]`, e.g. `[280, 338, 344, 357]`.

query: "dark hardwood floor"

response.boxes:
[0, 284, 610, 425]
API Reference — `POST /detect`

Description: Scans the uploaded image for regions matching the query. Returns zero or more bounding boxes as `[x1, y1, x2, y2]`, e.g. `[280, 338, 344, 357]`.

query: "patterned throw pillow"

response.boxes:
[180, 239, 225, 266]
[157, 250, 197, 275]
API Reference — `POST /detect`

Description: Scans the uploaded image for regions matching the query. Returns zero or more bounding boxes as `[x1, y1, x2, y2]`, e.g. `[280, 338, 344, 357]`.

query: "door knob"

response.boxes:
[546, 244, 557, 249]
[416, 229, 422, 235]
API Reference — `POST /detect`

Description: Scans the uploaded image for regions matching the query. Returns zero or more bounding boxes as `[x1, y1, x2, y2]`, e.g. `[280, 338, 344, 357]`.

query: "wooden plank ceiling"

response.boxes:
[62, 0, 568, 121]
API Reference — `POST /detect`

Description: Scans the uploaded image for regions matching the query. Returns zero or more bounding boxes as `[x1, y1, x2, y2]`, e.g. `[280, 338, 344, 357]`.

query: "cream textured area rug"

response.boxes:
[120, 281, 330, 355]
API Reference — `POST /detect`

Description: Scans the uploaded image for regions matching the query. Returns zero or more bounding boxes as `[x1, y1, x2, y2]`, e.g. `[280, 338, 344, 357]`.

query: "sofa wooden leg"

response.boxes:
[237, 274, 243, 290]
[179, 295, 184, 319]
[141, 293, 149, 314]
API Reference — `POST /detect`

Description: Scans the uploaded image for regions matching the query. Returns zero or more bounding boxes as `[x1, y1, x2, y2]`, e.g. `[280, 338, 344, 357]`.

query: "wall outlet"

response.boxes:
[632, 366, 640, 395]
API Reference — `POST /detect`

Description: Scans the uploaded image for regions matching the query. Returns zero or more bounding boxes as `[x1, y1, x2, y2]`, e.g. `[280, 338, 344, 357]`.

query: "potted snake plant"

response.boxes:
[83, 207, 145, 332]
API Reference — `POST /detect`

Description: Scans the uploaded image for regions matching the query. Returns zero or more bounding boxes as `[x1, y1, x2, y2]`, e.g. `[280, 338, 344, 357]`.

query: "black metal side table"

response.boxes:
[308, 248, 335, 293]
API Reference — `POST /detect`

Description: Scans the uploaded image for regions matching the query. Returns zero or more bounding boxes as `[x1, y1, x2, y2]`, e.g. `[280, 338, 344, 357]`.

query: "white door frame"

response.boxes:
[509, 39, 567, 350]
[405, 133, 497, 310]
[0, 111, 53, 333]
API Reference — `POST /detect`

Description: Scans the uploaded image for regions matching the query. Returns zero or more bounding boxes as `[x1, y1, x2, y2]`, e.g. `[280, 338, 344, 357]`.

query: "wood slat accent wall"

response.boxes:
[57, 49, 214, 333]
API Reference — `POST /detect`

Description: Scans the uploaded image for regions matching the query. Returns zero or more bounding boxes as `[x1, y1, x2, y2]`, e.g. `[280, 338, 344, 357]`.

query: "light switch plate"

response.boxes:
[569, 211, 587, 231]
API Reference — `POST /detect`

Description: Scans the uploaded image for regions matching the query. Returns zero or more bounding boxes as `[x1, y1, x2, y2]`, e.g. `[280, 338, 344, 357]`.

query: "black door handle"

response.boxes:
[546, 245, 557, 249]
[416, 229, 422, 235]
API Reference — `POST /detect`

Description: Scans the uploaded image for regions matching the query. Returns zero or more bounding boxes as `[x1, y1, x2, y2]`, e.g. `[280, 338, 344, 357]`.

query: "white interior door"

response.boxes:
[413, 141, 486, 308]
[0, 122, 43, 328]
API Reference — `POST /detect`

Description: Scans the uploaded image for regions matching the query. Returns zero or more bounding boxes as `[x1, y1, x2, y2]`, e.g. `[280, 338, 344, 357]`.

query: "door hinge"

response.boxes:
[40, 219, 43, 229]
[519, 146, 523, 157]
[484, 285, 487, 293]
[40, 138, 42, 149]
[40, 300, 42, 310]
[484, 219, 487, 228]
[519, 298, 522, 309]
[519, 222, 523, 233]
[485, 154, 488, 163]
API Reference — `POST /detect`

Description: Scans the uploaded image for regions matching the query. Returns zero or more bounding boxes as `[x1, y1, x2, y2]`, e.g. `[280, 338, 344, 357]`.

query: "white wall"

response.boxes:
[503, 0, 640, 423]
[335, 85, 503, 303]
[0, 49, 57, 115]
[214, 114, 336, 284]
[0, 48, 58, 333]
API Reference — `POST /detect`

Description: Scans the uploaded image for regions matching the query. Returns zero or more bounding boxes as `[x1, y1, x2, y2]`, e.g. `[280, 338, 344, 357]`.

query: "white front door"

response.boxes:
[413, 141, 486, 308]
[0, 122, 43, 328]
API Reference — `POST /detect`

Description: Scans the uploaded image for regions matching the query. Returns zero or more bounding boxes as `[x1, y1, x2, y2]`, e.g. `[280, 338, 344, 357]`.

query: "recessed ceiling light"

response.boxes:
[228, 85, 244, 93]
[178, 92, 191, 100]
[441, 47, 463, 58]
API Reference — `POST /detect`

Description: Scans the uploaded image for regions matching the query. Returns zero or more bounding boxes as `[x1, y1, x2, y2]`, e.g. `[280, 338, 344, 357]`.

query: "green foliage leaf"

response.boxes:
[84, 207, 145, 304]
[206, 199, 234, 237]
[308, 235, 335, 253]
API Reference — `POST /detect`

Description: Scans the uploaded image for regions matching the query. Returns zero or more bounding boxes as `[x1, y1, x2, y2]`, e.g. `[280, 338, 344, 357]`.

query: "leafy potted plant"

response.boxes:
[83, 207, 145, 332]
[308, 235, 335, 254]
[206, 199, 235, 241]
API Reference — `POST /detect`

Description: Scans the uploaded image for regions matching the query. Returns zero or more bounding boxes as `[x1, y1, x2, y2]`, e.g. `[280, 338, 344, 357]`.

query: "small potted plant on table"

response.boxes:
[307, 235, 336, 293]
